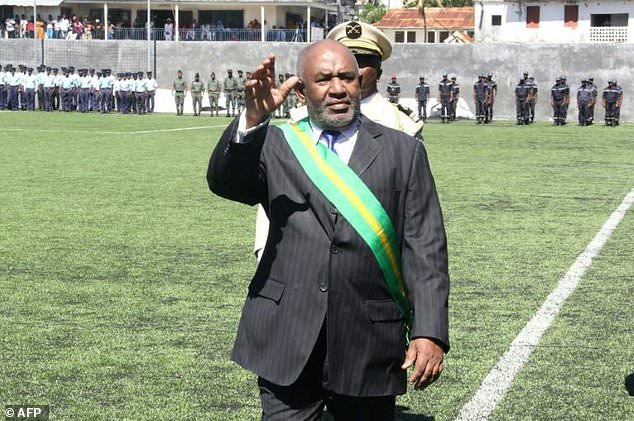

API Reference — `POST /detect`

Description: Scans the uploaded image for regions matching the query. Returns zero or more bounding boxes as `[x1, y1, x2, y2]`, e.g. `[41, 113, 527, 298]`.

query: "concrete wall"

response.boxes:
[1, 38, 631, 121]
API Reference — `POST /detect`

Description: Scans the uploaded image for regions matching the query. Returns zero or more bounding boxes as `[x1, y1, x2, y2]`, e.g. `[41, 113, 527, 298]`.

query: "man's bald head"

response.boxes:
[296, 40, 359, 82]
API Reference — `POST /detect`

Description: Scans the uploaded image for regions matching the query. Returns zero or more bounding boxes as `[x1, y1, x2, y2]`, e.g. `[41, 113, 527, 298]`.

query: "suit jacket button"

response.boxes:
[319, 284, 328, 292]
[330, 244, 339, 254]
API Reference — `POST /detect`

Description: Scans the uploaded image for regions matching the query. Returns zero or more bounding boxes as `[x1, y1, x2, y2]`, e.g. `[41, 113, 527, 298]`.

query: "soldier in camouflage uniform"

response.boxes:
[223, 69, 238, 117]
[236, 70, 246, 114]
[285, 72, 297, 117]
[172, 70, 187, 116]
[191, 73, 204, 116]
[207, 72, 220, 116]
[276, 73, 286, 118]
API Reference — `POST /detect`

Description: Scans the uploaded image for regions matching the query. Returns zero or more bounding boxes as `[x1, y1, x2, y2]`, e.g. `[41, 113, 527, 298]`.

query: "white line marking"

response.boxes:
[128, 125, 226, 135]
[455, 188, 634, 421]
[3, 125, 226, 136]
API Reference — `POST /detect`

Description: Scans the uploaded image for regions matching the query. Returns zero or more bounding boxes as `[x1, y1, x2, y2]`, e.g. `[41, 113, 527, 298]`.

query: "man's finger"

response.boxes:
[401, 346, 417, 370]
[277, 76, 300, 98]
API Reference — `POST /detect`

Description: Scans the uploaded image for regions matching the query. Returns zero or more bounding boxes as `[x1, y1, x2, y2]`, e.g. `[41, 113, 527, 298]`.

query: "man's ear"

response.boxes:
[377, 68, 383, 81]
[295, 80, 305, 102]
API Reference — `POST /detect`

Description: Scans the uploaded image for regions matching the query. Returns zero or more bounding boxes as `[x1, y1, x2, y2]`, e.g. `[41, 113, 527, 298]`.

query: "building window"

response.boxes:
[591, 13, 629, 27]
[427, 31, 435, 43]
[564, 5, 579, 27]
[395, 31, 404, 43]
[526, 6, 540, 28]
[407, 31, 416, 43]
[491, 15, 502, 26]
[439, 31, 449, 42]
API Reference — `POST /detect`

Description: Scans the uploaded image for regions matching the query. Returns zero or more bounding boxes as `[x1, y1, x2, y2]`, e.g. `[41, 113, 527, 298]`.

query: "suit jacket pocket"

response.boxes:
[248, 278, 286, 303]
[366, 299, 403, 322]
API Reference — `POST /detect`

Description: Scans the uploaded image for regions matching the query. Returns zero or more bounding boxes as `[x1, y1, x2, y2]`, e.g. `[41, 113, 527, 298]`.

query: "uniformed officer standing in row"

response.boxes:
[551, 76, 570, 125]
[146, 71, 158, 113]
[207, 72, 220, 116]
[172, 70, 187, 116]
[191, 72, 204, 116]
[602, 79, 623, 127]
[526, 76, 538, 123]
[576, 79, 594, 126]
[438, 74, 452, 123]
[284, 72, 298, 117]
[473, 74, 491, 124]
[415, 76, 430, 121]
[450, 76, 459, 121]
[386, 74, 400, 103]
[223, 69, 237, 117]
[235, 70, 246, 114]
[514, 76, 530, 124]
[587, 77, 598, 124]
[485, 73, 497, 123]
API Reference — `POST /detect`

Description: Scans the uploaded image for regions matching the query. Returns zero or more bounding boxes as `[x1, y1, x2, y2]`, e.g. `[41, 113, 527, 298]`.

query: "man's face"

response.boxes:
[356, 56, 381, 99]
[298, 42, 361, 130]
[177, 71, 182, 79]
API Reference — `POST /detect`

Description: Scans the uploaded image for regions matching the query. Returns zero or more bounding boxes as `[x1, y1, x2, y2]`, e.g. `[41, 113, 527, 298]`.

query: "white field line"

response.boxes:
[455, 188, 634, 421]
[3, 125, 226, 135]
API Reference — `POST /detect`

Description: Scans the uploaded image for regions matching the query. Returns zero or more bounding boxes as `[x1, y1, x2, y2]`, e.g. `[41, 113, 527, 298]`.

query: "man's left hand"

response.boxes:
[401, 337, 444, 390]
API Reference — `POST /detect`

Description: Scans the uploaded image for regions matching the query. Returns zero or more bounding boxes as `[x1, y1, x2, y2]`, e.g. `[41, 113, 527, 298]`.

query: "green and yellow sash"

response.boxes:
[279, 118, 412, 341]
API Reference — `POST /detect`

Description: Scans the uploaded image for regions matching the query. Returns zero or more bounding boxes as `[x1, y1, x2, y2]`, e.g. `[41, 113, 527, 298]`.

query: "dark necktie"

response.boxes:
[321, 130, 341, 152]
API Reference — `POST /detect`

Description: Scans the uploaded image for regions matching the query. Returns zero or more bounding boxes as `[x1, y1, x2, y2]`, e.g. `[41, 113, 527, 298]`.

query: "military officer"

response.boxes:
[550, 76, 569, 126]
[145, 71, 158, 113]
[577, 79, 593, 126]
[99, 69, 114, 113]
[386, 74, 400, 104]
[484, 73, 497, 123]
[118, 73, 130, 114]
[135, 71, 147, 114]
[415, 76, 430, 121]
[22, 67, 37, 111]
[438, 74, 452, 123]
[79, 68, 92, 112]
[614, 80, 624, 125]
[284, 72, 298, 117]
[191, 72, 204, 116]
[235, 69, 246, 114]
[473, 74, 490, 124]
[275, 73, 286, 118]
[172, 70, 187, 116]
[61, 68, 75, 112]
[526, 76, 538, 123]
[587, 77, 598, 125]
[42, 67, 54, 111]
[449, 76, 459, 121]
[36, 64, 46, 110]
[602, 80, 621, 127]
[515, 77, 530, 125]
[223, 69, 237, 117]
[0, 64, 6, 111]
[207, 72, 221, 116]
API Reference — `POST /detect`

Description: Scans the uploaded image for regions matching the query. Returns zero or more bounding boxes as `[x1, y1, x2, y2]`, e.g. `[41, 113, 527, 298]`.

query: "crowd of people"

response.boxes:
[1, 14, 327, 42]
[0, 64, 158, 114]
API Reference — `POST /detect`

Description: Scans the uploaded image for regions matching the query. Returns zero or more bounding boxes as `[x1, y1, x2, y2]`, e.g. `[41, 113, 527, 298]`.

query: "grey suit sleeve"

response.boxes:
[207, 117, 268, 206]
[402, 140, 450, 351]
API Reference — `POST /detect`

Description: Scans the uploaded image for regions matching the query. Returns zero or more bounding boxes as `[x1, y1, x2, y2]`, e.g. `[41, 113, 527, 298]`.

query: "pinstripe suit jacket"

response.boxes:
[207, 115, 449, 397]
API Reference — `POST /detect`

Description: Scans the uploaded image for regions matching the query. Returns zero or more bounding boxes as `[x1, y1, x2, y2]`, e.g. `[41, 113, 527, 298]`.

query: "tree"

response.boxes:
[359, 2, 387, 24]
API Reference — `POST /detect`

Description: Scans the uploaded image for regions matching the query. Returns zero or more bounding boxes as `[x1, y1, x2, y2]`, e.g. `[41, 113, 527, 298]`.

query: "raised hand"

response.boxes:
[245, 54, 299, 128]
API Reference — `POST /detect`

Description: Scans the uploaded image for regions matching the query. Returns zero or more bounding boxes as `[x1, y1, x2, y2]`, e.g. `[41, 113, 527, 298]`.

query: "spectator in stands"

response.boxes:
[36, 15, 44, 39]
[59, 15, 69, 39]
[164, 18, 173, 40]
[27, 17, 34, 38]
[5, 17, 16, 38]
[46, 16, 54, 39]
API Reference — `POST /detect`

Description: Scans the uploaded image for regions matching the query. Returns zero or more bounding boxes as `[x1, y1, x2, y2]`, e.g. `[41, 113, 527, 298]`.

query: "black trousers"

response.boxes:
[258, 322, 396, 421]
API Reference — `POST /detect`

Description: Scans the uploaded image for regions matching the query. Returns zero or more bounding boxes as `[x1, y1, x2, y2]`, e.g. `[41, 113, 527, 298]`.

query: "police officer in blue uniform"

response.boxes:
[415, 76, 430, 121]
[473, 74, 490, 124]
[438, 73, 452, 123]
[551, 76, 570, 126]
[602, 80, 621, 127]
[515, 77, 530, 125]
[577, 79, 593, 126]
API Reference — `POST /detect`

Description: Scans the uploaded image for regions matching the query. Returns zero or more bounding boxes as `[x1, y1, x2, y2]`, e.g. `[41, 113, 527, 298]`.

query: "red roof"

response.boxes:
[375, 7, 474, 30]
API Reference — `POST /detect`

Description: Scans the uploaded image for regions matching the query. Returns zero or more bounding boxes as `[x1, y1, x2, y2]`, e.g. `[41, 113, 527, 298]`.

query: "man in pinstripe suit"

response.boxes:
[208, 40, 449, 420]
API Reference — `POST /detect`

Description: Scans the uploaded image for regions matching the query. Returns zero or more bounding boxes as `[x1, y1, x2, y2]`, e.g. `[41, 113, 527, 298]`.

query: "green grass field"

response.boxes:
[1, 112, 633, 420]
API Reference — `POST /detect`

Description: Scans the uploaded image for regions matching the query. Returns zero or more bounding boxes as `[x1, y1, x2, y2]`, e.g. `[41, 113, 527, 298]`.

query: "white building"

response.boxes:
[475, 0, 634, 43]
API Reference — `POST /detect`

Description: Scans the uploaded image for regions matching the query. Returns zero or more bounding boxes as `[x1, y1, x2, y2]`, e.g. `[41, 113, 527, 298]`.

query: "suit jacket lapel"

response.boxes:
[348, 117, 384, 177]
